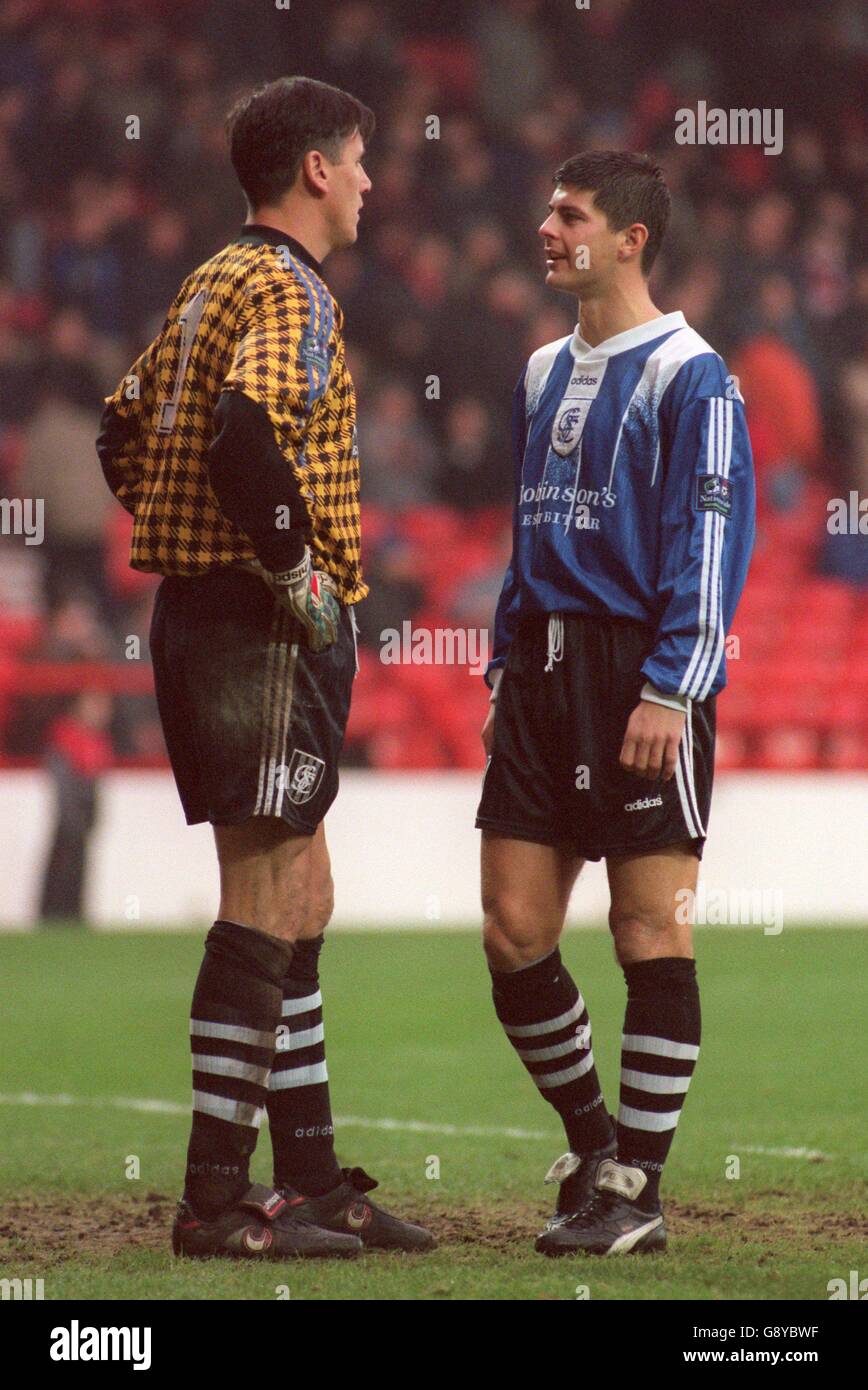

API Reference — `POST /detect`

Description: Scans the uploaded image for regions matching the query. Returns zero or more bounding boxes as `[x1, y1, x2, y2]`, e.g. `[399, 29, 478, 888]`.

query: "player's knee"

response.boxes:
[608, 906, 670, 963]
[482, 893, 552, 970]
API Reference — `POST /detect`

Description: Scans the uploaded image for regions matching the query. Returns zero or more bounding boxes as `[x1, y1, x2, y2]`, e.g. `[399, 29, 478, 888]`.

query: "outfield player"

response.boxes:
[97, 77, 433, 1259]
[477, 152, 755, 1256]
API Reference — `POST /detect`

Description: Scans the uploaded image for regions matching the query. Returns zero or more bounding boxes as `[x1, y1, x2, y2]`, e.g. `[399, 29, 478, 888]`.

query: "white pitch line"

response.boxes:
[734, 1144, 834, 1161]
[0, 1095, 839, 1158]
[0, 1091, 188, 1117]
[333, 1115, 554, 1141]
[0, 1092, 553, 1141]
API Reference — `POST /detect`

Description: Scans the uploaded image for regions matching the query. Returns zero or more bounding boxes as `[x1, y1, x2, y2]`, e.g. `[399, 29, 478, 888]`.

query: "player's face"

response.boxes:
[326, 129, 371, 249]
[538, 186, 620, 298]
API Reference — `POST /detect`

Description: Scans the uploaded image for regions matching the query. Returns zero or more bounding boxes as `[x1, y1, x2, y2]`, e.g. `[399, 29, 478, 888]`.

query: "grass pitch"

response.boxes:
[0, 926, 865, 1301]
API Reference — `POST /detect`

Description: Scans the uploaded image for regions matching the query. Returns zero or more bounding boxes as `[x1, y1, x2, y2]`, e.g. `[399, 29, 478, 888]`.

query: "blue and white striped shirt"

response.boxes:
[489, 311, 755, 699]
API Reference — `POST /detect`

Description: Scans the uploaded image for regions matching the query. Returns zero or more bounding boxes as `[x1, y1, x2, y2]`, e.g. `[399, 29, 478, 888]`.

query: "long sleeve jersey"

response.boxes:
[96, 225, 366, 603]
[489, 311, 755, 700]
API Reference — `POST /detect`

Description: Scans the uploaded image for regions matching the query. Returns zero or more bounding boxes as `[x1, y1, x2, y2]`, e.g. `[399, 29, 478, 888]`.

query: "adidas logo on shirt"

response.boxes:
[624, 795, 664, 812]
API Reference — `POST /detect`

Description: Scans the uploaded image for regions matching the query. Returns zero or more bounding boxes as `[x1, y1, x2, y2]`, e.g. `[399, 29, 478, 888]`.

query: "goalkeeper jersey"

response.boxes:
[97, 224, 366, 604]
[489, 311, 755, 700]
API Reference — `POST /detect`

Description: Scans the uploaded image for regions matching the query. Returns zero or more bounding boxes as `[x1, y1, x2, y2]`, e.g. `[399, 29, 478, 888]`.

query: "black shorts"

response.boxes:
[476, 612, 715, 862]
[149, 567, 356, 833]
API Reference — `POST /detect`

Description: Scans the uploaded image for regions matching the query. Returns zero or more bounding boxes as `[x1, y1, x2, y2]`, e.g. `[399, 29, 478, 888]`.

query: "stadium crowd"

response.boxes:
[0, 0, 866, 776]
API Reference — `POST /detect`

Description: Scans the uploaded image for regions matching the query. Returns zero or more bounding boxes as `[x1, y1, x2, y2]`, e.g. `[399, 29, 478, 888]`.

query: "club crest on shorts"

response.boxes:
[284, 749, 326, 805]
[551, 399, 590, 456]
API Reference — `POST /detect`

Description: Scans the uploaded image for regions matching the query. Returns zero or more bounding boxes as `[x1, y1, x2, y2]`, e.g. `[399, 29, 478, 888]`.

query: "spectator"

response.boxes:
[38, 689, 113, 927]
[438, 396, 511, 509]
[358, 380, 438, 508]
[19, 309, 113, 618]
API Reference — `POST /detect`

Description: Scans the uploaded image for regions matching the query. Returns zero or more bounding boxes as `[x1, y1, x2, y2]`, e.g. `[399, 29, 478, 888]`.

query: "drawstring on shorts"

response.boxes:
[349, 605, 360, 675]
[544, 613, 564, 672]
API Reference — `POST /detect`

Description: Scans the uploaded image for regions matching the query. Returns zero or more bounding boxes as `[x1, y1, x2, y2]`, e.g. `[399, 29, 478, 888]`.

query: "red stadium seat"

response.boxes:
[755, 726, 822, 770]
[825, 728, 868, 770]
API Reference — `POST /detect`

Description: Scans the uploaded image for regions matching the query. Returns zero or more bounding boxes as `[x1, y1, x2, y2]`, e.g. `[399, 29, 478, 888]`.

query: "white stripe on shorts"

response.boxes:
[253, 608, 300, 817]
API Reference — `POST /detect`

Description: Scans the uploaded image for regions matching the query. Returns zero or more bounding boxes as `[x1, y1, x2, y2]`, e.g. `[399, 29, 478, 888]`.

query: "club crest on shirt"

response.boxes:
[551, 399, 590, 456]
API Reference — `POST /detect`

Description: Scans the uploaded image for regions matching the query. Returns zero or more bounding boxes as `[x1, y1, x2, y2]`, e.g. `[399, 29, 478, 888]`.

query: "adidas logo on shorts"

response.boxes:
[624, 795, 664, 812]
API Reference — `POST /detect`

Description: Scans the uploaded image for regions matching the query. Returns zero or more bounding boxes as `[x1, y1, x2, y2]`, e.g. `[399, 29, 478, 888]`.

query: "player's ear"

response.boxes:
[619, 222, 648, 264]
[300, 148, 329, 196]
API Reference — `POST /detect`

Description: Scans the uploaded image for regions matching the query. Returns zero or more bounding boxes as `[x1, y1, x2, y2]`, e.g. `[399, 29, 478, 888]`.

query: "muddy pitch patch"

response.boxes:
[0, 1192, 864, 1265]
[0, 1192, 173, 1265]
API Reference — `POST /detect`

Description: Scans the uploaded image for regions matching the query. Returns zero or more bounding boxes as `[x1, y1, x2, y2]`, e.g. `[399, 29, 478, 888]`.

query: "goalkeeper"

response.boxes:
[97, 77, 433, 1260]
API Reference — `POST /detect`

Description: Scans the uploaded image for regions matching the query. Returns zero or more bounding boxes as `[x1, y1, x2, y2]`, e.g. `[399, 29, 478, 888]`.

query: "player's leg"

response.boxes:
[153, 571, 359, 1257]
[267, 822, 341, 1198]
[481, 832, 616, 1159]
[536, 616, 708, 1255]
[538, 844, 699, 1256]
[477, 617, 622, 1239]
[266, 824, 435, 1250]
[213, 814, 314, 941]
[606, 843, 701, 1206]
[177, 814, 359, 1257]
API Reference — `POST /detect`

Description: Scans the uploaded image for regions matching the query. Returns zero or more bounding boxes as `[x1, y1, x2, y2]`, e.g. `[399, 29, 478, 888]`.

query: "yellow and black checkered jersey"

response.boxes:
[97, 225, 366, 604]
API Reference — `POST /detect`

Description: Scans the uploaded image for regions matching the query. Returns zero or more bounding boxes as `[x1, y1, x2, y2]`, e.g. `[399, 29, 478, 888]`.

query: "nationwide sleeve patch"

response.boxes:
[695, 474, 733, 517]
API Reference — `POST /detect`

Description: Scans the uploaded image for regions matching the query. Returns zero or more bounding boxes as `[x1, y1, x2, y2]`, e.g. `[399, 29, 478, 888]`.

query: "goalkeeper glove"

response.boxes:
[248, 548, 341, 653]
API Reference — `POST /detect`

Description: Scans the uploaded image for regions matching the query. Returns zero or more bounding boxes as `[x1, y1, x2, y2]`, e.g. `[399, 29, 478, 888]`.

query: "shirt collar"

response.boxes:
[571, 311, 686, 360]
[236, 224, 323, 278]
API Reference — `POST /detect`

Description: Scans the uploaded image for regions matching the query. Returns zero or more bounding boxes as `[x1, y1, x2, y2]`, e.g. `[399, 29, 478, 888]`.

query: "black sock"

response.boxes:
[491, 947, 614, 1154]
[266, 934, 342, 1198]
[185, 919, 292, 1220]
[617, 956, 701, 1211]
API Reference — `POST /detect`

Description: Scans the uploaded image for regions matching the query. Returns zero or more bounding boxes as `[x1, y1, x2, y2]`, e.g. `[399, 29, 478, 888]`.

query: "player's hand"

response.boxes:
[481, 701, 496, 757]
[619, 699, 685, 781]
[481, 669, 502, 757]
[263, 548, 341, 652]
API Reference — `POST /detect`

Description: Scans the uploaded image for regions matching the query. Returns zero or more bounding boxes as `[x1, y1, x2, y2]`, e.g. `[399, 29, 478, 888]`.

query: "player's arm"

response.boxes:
[622, 387, 756, 780]
[208, 389, 311, 572]
[96, 341, 158, 515]
[482, 369, 528, 751]
[210, 270, 337, 650]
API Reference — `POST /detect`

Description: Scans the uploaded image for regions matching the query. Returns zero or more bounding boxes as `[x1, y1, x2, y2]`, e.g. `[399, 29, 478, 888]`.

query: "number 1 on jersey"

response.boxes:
[157, 289, 208, 434]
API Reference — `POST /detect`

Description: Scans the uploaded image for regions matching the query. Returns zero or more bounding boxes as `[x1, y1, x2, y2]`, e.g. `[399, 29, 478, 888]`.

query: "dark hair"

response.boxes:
[226, 76, 375, 209]
[552, 151, 670, 274]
